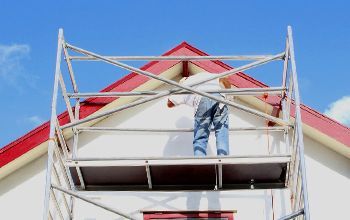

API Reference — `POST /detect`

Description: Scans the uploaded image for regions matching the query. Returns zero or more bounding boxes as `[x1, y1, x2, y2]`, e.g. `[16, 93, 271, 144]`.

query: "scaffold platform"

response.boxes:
[67, 155, 290, 190]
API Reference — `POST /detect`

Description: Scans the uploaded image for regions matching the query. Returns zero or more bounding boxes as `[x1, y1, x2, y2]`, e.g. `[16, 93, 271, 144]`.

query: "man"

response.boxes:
[167, 72, 231, 156]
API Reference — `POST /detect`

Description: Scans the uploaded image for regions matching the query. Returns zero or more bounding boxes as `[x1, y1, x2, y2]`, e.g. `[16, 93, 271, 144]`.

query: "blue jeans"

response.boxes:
[193, 96, 229, 156]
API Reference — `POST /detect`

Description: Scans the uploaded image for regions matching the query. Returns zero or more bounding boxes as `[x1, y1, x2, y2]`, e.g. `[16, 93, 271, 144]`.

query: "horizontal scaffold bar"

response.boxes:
[77, 126, 287, 133]
[67, 87, 285, 98]
[68, 55, 282, 61]
[65, 154, 291, 167]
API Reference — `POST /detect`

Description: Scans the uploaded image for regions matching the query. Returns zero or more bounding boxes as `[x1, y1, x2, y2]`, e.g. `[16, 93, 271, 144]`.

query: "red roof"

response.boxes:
[1, 42, 350, 168]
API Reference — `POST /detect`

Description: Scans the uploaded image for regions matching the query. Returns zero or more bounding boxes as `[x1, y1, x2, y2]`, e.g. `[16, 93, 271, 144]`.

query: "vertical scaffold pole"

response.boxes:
[287, 25, 310, 220]
[43, 28, 64, 220]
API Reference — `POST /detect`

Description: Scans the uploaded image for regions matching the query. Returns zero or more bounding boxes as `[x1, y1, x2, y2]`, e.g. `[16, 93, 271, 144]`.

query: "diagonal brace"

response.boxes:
[61, 45, 285, 129]
[278, 209, 304, 220]
[51, 184, 135, 220]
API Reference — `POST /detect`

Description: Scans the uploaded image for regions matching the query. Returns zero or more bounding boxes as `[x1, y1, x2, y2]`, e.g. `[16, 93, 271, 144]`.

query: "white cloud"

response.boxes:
[0, 44, 36, 91]
[324, 96, 350, 126]
[15, 115, 45, 128]
[28, 116, 45, 126]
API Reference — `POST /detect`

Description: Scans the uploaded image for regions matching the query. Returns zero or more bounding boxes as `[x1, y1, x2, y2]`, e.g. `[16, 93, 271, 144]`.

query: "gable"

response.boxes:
[1, 41, 350, 180]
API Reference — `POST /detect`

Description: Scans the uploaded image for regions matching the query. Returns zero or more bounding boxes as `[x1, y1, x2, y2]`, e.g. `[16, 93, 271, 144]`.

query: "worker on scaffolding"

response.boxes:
[167, 72, 231, 156]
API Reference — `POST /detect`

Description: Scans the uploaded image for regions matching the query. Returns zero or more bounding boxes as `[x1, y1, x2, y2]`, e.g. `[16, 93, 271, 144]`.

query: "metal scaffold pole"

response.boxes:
[43, 28, 64, 220]
[287, 25, 310, 220]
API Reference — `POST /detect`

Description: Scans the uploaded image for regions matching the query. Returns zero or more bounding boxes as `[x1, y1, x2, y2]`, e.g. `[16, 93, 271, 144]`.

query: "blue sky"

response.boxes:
[1, 1, 349, 147]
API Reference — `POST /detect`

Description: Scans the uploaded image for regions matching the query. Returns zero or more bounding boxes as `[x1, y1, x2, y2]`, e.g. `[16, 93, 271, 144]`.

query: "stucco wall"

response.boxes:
[72, 189, 290, 220]
[304, 136, 350, 219]
[0, 154, 47, 219]
[75, 96, 287, 158]
[68, 96, 291, 220]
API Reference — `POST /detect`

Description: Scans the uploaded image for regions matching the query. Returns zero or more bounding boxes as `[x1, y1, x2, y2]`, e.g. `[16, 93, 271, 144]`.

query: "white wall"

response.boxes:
[69, 95, 291, 220]
[304, 136, 350, 220]
[0, 154, 47, 220]
[75, 96, 287, 158]
[73, 189, 290, 220]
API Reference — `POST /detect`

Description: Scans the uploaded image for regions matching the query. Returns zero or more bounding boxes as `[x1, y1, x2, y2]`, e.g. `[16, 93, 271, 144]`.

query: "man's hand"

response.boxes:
[167, 99, 175, 108]
[219, 77, 231, 89]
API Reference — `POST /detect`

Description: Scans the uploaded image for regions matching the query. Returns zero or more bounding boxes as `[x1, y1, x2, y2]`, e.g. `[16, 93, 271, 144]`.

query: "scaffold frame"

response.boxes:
[43, 26, 310, 220]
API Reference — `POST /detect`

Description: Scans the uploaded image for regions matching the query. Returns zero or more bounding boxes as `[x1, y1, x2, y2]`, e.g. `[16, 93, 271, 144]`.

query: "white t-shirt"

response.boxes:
[169, 72, 223, 113]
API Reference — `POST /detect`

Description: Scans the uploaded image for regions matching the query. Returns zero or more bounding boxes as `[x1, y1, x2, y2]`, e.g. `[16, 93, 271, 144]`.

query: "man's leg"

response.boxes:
[213, 104, 229, 156]
[194, 117, 211, 156]
[193, 98, 212, 156]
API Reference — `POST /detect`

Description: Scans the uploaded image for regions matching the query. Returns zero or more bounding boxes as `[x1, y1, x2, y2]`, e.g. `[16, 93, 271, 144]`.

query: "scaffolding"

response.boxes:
[43, 26, 310, 220]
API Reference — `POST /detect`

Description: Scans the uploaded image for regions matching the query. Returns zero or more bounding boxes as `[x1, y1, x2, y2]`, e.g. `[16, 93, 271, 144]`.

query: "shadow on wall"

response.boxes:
[125, 191, 285, 218]
[162, 116, 214, 157]
[76, 99, 157, 151]
[125, 191, 222, 218]
[186, 191, 221, 211]
[268, 130, 285, 155]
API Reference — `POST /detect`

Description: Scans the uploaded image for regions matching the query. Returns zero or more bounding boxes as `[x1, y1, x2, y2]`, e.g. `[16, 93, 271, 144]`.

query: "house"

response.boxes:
[1, 30, 350, 220]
